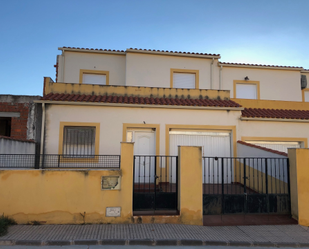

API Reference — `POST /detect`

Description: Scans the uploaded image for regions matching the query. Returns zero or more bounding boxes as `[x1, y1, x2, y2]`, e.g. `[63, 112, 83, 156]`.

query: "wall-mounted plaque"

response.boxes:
[106, 207, 121, 217]
[101, 176, 121, 190]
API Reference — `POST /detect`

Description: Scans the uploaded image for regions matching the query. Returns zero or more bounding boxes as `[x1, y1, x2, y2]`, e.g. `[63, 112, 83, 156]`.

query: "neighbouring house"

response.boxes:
[35, 47, 309, 158]
[0, 95, 42, 154]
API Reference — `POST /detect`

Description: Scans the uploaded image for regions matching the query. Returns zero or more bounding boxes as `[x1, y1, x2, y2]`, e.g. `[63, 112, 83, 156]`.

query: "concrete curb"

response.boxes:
[100, 239, 127, 245]
[74, 239, 98, 245]
[45, 240, 71, 246]
[128, 239, 155, 246]
[0, 239, 306, 247]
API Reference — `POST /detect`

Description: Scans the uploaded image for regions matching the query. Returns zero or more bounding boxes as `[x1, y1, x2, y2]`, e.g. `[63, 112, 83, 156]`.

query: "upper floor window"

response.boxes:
[59, 122, 100, 158]
[79, 70, 109, 85]
[170, 69, 199, 89]
[234, 80, 260, 99]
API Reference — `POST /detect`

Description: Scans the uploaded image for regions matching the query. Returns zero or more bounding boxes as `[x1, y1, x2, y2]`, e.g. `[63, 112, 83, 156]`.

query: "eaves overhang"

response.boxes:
[218, 62, 303, 71]
[126, 49, 221, 59]
[58, 47, 126, 55]
[58, 47, 221, 59]
[240, 117, 309, 123]
[34, 100, 244, 111]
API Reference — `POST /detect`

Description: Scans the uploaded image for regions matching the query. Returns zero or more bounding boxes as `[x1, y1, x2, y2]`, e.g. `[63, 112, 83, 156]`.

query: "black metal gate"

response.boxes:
[203, 157, 291, 215]
[133, 155, 178, 214]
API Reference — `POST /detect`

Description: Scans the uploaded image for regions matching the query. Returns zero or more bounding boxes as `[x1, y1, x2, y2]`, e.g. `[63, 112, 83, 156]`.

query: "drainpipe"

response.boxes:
[210, 58, 214, 89]
[40, 103, 45, 168]
[219, 65, 223, 90]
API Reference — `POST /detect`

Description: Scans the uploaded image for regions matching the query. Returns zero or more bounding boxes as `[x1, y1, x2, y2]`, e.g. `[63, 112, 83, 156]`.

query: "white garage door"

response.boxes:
[245, 141, 300, 154]
[169, 130, 232, 184]
[169, 130, 231, 157]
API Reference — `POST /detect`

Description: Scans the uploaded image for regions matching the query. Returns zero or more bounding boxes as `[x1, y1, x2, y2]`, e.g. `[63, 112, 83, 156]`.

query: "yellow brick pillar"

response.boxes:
[178, 146, 203, 226]
[120, 142, 134, 221]
[288, 148, 309, 225]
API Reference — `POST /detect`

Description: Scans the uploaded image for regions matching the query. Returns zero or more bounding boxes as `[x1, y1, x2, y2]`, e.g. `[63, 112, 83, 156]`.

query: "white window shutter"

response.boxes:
[173, 73, 195, 89]
[236, 84, 257, 99]
[82, 74, 106, 85]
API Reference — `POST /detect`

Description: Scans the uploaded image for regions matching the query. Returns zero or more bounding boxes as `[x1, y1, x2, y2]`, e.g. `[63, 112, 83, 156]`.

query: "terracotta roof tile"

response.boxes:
[237, 140, 288, 157]
[41, 93, 241, 108]
[242, 108, 309, 120]
[127, 47, 220, 56]
[60, 47, 220, 56]
[220, 62, 303, 69]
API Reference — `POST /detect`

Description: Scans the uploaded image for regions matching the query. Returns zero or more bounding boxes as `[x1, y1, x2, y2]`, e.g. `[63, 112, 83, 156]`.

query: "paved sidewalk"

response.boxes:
[1, 224, 309, 247]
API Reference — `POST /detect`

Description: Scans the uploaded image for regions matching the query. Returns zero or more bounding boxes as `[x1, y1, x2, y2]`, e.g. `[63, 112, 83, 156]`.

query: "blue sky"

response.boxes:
[1, 0, 308, 95]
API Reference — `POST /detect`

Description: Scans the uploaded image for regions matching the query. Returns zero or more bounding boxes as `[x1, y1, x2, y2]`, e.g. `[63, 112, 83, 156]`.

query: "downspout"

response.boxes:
[219, 65, 223, 90]
[61, 50, 65, 82]
[40, 103, 45, 168]
[210, 58, 214, 89]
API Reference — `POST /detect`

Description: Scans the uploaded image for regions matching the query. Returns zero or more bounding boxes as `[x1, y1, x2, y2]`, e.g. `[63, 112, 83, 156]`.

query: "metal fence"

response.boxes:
[0, 154, 121, 169]
[0, 154, 38, 168]
[202, 157, 289, 195]
[202, 157, 290, 215]
[133, 155, 178, 212]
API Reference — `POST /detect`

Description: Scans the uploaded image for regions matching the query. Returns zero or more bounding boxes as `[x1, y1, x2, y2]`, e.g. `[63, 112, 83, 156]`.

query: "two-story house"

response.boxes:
[36, 47, 309, 160]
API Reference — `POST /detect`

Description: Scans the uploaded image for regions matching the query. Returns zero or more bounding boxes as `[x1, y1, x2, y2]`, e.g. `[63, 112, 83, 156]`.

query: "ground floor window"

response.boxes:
[63, 126, 96, 156]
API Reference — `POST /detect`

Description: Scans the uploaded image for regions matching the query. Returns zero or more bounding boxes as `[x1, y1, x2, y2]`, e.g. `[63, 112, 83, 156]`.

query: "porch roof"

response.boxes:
[40, 93, 241, 108]
[237, 140, 288, 157]
[242, 108, 309, 120]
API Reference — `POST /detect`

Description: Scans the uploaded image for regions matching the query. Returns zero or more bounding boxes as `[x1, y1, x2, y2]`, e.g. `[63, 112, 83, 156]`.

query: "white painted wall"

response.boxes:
[239, 121, 308, 148]
[237, 143, 287, 158]
[222, 67, 302, 101]
[126, 53, 220, 89]
[237, 143, 288, 183]
[0, 138, 35, 154]
[44, 105, 240, 155]
[60, 52, 126, 85]
[0, 139, 36, 168]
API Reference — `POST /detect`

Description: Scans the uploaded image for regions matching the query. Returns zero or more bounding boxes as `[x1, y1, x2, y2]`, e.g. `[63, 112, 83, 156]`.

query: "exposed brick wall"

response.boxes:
[0, 102, 29, 140]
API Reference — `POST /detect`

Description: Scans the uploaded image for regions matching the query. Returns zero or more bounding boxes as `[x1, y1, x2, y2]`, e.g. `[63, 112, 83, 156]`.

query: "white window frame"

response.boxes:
[79, 70, 109, 85]
[233, 80, 260, 99]
[63, 126, 96, 157]
[170, 69, 199, 89]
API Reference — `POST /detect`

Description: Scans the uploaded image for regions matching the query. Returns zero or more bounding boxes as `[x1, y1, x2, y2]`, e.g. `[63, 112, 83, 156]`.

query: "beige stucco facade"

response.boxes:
[239, 120, 308, 147]
[125, 52, 219, 89]
[55, 48, 308, 103]
[44, 104, 240, 156]
[58, 51, 126, 85]
[222, 67, 302, 101]
[44, 103, 309, 157]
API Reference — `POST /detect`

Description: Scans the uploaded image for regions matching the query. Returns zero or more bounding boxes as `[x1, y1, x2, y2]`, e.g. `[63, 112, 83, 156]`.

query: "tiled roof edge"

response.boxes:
[219, 62, 303, 70]
[59, 47, 220, 57]
[241, 108, 309, 120]
[39, 93, 242, 108]
[237, 140, 288, 157]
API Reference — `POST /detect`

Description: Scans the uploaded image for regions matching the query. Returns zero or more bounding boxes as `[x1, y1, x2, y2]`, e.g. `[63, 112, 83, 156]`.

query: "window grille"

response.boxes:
[63, 126, 96, 157]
